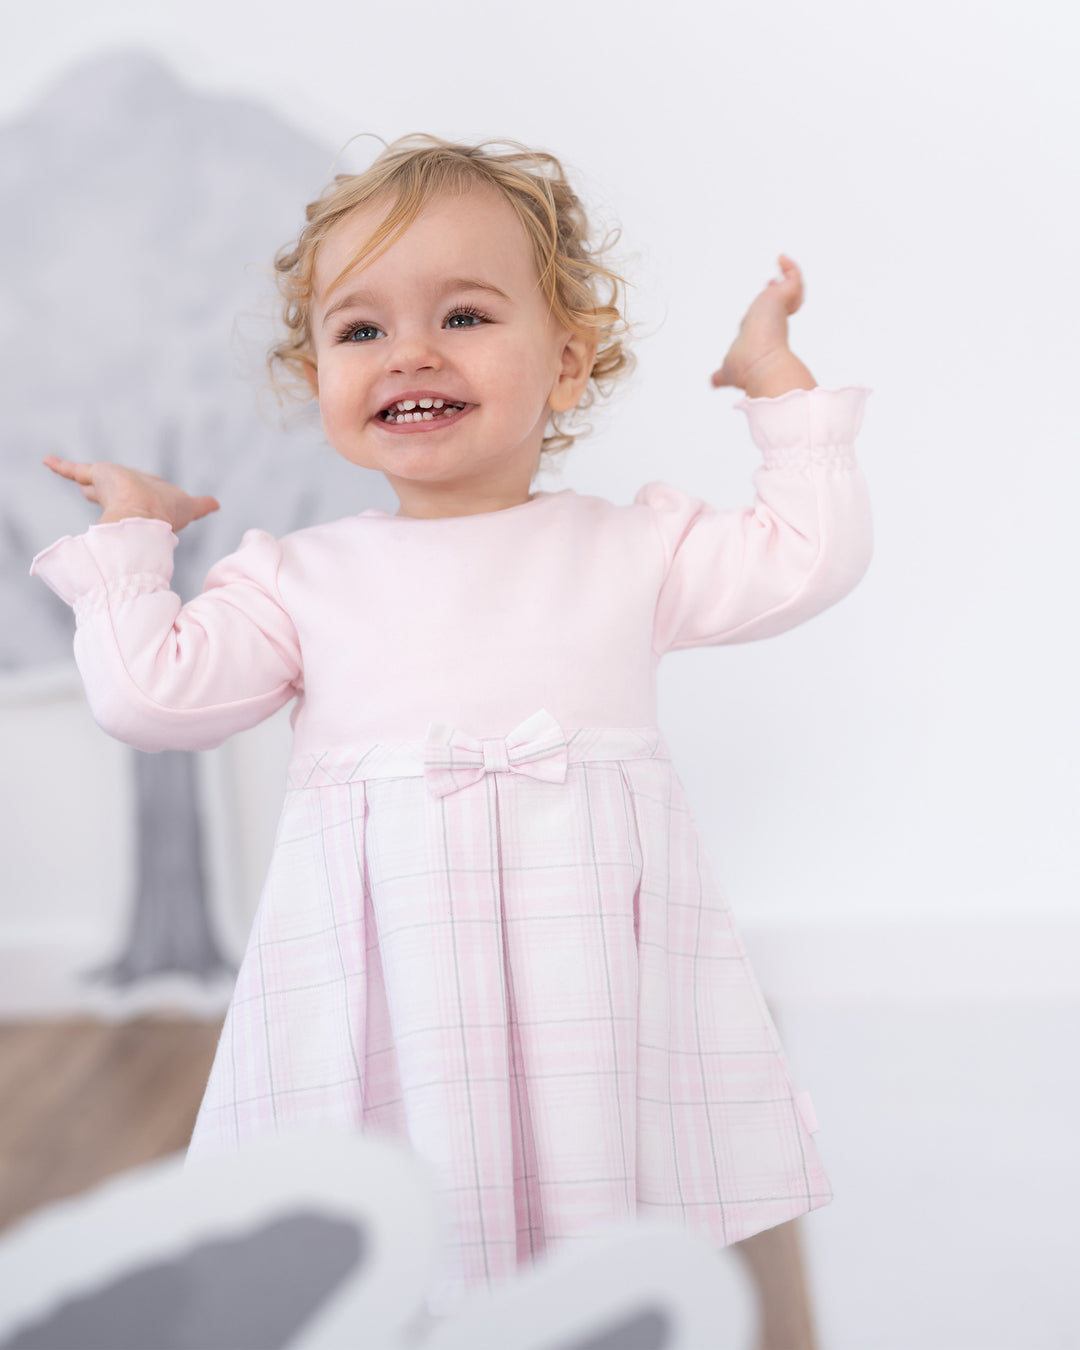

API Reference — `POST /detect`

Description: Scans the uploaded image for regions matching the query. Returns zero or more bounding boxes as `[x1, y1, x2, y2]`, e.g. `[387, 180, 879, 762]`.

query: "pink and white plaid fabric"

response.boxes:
[187, 708, 831, 1313]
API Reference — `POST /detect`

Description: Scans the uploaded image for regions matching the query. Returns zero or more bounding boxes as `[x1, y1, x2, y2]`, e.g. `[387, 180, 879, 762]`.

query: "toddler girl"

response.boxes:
[31, 135, 872, 1315]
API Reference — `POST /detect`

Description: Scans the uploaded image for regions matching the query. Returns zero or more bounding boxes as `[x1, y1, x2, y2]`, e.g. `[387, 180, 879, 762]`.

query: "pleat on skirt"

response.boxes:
[186, 722, 831, 1314]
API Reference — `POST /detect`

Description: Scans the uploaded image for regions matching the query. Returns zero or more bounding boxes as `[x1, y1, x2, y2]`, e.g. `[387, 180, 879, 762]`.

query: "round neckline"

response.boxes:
[360, 489, 564, 521]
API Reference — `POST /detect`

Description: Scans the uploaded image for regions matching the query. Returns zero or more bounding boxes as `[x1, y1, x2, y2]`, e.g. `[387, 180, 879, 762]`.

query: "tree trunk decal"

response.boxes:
[94, 750, 234, 983]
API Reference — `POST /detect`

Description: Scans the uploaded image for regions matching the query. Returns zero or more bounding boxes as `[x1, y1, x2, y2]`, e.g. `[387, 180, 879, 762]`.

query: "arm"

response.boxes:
[30, 462, 302, 751]
[643, 257, 872, 653]
[642, 384, 872, 654]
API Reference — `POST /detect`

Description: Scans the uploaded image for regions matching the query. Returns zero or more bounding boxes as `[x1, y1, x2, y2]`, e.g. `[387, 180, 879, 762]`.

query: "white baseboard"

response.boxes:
[738, 917, 1080, 1004]
[0, 940, 234, 1020]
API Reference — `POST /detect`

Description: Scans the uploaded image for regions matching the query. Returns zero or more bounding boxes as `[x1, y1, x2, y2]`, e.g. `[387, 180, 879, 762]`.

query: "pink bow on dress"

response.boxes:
[423, 708, 569, 798]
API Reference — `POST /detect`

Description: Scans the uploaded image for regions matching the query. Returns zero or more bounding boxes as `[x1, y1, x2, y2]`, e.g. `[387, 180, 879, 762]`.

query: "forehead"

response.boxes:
[313, 185, 539, 302]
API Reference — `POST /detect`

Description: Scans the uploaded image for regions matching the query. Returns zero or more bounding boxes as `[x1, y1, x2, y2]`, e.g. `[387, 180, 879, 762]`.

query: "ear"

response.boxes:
[301, 358, 319, 397]
[548, 333, 596, 413]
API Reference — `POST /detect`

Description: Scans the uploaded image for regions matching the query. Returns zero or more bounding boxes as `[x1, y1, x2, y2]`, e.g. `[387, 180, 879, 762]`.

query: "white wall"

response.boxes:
[3, 0, 1077, 971]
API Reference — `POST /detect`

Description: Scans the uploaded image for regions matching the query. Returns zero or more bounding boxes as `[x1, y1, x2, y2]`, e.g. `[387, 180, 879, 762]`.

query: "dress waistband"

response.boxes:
[286, 708, 669, 795]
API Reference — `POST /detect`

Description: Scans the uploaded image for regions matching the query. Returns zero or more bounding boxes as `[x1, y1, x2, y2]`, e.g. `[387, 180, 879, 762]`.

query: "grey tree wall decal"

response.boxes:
[5, 51, 397, 982]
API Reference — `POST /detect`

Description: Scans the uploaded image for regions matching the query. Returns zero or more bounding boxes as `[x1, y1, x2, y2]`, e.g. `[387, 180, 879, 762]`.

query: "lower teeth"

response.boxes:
[387, 405, 462, 424]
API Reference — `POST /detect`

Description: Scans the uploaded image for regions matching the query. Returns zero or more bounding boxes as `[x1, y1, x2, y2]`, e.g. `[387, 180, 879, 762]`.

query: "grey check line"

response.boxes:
[228, 1016, 240, 1148]
[636, 940, 744, 961]
[691, 808, 727, 1241]
[272, 825, 336, 846]
[298, 751, 328, 788]
[345, 744, 382, 782]
[439, 1180, 630, 1197]
[514, 1013, 635, 1026]
[439, 785, 492, 1282]
[657, 895, 733, 912]
[254, 934, 278, 1127]
[637, 1042, 787, 1057]
[370, 909, 638, 944]
[360, 1042, 398, 1063]
[229, 941, 745, 1014]
[219, 1073, 365, 1105]
[642, 1191, 831, 1207]
[319, 787, 366, 1097]
[787, 1084, 814, 1206]
[367, 856, 638, 886]
[229, 1010, 635, 1038]
[489, 772, 540, 1257]
[660, 767, 687, 1218]
[636, 1091, 805, 1109]
[485, 772, 510, 1049]
[616, 761, 643, 944]
[602, 784, 688, 813]
[346, 772, 424, 787]
[228, 973, 358, 1006]
[391, 1066, 636, 1095]
[501, 904, 637, 922]
[354, 779, 382, 1114]
[358, 1087, 404, 1109]
[228, 950, 745, 1015]
[581, 762, 633, 1211]
[440, 1191, 835, 1231]
[246, 914, 367, 948]
[386, 1019, 521, 1040]
[225, 1060, 631, 1110]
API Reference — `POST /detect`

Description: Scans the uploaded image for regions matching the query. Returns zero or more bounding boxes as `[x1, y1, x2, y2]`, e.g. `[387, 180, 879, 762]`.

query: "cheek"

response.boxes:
[314, 361, 361, 414]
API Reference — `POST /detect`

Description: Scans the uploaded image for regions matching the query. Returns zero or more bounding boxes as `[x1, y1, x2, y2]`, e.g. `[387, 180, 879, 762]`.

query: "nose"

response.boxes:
[384, 326, 442, 376]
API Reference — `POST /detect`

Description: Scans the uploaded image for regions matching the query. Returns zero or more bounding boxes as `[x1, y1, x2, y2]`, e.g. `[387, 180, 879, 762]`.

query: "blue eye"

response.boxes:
[342, 323, 382, 343]
[445, 305, 491, 329]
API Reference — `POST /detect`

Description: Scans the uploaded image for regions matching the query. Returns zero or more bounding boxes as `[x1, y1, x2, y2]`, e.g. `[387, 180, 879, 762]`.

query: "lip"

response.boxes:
[375, 392, 474, 435]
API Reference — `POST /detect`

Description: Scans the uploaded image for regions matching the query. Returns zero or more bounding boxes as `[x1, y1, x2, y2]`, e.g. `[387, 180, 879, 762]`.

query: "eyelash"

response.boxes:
[335, 304, 493, 344]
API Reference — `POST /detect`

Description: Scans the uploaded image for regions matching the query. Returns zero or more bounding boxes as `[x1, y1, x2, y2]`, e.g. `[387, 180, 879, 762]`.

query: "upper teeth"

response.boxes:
[395, 398, 443, 411]
[383, 398, 465, 422]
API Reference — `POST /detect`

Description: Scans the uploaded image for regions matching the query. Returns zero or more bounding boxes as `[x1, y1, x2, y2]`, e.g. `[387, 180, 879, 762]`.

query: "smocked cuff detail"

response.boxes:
[30, 518, 179, 607]
[734, 385, 871, 468]
[71, 572, 172, 622]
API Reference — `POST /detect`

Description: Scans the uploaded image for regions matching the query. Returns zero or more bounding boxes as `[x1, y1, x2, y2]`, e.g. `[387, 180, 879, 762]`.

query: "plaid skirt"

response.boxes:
[186, 709, 831, 1312]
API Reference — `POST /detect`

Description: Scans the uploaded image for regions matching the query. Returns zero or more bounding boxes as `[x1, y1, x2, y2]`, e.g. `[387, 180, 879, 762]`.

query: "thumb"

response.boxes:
[710, 360, 734, 388]
[190, 495, 221, 521]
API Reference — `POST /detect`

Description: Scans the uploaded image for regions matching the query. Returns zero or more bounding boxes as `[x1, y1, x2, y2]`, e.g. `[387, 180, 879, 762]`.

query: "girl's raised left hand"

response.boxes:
[710, 254, 816, 399]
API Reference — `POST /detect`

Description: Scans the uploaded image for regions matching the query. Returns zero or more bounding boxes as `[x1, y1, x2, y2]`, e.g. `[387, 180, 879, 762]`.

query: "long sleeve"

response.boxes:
[29, 518, 302, 751]
[639, 385, 872, 655]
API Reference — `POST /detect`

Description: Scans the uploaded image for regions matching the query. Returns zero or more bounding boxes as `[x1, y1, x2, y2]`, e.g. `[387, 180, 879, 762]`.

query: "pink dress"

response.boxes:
[31, 385, 872, 1312]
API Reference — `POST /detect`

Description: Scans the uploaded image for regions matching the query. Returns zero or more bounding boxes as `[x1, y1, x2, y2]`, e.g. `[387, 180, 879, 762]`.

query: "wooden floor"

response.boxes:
[0, 1016, 222, 1235]
[0, 1018, 817, 1349]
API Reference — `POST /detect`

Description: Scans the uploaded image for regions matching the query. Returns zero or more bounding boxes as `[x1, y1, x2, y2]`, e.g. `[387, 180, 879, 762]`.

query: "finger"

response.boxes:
[43, 456, 95, 486]
[776, 254, 805, 311]
[190, 496, 221, 521]
[769, 255, 799, 285]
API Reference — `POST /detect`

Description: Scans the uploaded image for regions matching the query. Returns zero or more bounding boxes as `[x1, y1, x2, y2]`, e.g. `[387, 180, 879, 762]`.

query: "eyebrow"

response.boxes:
[321, 276, 512, 326]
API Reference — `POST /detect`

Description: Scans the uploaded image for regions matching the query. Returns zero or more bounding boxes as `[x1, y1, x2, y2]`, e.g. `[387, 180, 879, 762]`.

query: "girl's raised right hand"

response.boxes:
[42, 457, 220, 532]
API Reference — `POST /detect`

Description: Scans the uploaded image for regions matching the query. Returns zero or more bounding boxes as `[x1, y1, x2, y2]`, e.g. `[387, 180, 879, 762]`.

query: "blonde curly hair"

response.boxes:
[269, 134, 634, 466]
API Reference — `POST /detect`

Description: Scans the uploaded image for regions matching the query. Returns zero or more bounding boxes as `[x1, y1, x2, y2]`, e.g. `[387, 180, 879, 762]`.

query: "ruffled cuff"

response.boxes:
[29, 517, 179, 610]
[734, 385, 871, 469]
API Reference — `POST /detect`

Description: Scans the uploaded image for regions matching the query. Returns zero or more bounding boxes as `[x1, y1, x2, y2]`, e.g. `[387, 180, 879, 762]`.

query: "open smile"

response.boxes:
[376, 394, 473, 433]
